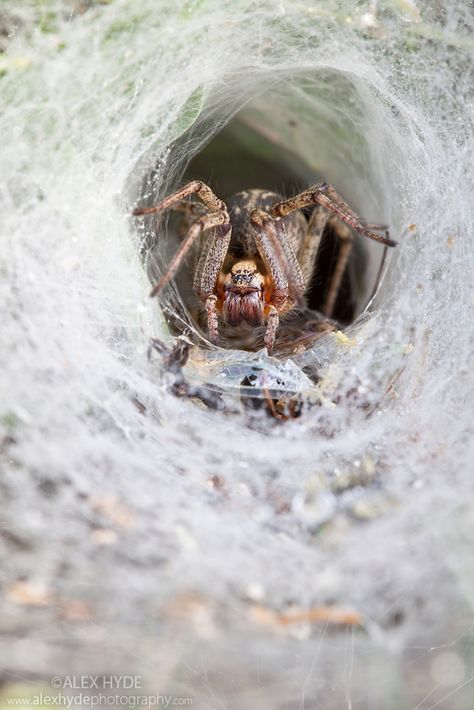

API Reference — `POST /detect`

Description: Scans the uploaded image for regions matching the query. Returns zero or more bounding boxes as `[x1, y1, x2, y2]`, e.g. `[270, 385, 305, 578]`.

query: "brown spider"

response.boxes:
[133, 180, 396, 353]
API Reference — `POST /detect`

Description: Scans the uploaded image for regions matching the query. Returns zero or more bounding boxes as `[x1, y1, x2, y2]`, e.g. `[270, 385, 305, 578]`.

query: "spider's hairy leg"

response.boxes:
[149, 218, 231, 344]
[271, 182, 397, 247]
[359, 221, 389, 230]
[265, 306, 279, 354]
[193, 221, 233, 343]
[316, 191, 396, 247]
[251, 209, 305, 303]
[250, 209, 305, 354]
[132, 180, 226, 216]
[133, 182, 231, 341]
[318, 186, 387, 232]
[205, 294, 219, 343]
[149, 211, 230, 297]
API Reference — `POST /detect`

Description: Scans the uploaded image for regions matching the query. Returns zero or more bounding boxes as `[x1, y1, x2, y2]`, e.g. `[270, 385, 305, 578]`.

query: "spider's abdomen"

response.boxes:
[226, 189, 305, 260]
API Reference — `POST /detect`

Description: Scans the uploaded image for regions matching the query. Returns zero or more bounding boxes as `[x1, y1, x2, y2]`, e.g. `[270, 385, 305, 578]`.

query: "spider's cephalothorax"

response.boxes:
[133, 181, 396, 353]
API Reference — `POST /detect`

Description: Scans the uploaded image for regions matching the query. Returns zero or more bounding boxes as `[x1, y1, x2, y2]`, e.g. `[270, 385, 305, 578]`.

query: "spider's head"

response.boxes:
[222, 260, 265, 328]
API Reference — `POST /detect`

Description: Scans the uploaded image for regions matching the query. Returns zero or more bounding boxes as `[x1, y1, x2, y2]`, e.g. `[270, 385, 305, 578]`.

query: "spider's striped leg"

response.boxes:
[250, 209, 305, 353]
[133, 180, 226, 216]
[193, 222, 233, 343]
[319, 187, 387, 232]
[271, 182, 396, 247]
[134, 181, 231, 343]
[263, 306, 280, 354]
[251, 209, 305, 303]
[149, 211, 230, 297]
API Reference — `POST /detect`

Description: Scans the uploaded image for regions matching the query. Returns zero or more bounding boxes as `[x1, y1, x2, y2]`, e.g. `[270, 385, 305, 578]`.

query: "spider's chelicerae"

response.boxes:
[133, 181, 396, 353]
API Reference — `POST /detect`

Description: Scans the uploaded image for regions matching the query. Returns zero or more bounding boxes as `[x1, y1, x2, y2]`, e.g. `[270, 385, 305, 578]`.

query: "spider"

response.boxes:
[133, 180, 396, 353]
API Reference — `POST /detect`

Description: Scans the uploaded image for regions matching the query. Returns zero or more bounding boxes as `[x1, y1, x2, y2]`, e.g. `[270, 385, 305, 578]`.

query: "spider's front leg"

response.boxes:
[270, 183, 396, 324]
[193, 222, 234, 343]
[250, 209, 305, 353]
[271, 182, 396, 247]
[149, 211, 230, 298]
[133, 181, 232, 343]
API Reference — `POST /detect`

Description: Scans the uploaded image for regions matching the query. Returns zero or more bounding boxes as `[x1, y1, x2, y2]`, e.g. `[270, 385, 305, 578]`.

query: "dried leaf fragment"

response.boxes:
[58, 599, 94, 621]
[89, 495, 134, 529]
[6, 580, 55, 607]
[249, 603, 362, 628]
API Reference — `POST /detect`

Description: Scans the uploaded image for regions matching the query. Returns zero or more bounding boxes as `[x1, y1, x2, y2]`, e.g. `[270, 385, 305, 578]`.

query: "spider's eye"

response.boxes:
[232, 270, 252, 285]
